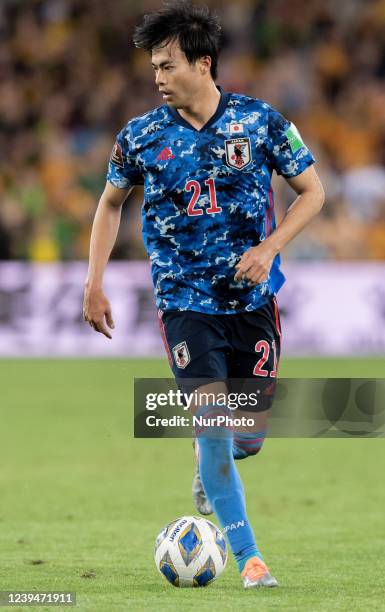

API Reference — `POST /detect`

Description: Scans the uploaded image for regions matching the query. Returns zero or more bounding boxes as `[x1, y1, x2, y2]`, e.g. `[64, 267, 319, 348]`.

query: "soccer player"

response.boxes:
[83, 1, 324, 589]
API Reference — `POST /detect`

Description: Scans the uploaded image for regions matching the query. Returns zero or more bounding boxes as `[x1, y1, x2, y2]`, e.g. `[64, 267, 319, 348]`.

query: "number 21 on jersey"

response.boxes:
[185, 178, 222, 216]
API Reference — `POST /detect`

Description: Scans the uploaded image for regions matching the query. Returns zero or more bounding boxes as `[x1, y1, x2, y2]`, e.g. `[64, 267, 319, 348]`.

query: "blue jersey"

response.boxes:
[107, 87, 315, 314]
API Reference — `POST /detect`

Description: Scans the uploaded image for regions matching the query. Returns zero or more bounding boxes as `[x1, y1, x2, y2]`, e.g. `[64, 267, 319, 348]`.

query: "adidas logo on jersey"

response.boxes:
[156, 147, 175, 161]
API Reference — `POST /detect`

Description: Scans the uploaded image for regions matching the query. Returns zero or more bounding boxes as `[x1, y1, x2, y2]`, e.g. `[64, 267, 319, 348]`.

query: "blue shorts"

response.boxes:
[158, 297, 281, 411]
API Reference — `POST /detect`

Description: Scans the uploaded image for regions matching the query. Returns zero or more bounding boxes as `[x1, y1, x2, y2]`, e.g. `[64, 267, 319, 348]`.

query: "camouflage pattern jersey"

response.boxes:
[107, 87, 315, 314]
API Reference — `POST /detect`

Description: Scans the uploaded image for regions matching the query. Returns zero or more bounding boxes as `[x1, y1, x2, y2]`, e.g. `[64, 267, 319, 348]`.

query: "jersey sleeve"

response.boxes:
[106, 125, 143, 189]
[267, 107, 315, 178]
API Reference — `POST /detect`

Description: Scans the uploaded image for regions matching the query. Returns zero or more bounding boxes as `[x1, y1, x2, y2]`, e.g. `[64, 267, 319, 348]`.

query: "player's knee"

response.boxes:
[232, 443, 264, 460]
[193, 404, 233, 442]
[248, 445, 263, 457]
[232, 431, 266, 460]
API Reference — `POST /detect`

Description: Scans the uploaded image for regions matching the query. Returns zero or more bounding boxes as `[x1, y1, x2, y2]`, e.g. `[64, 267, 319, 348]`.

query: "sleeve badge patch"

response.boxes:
[285, 123, 305, 153]
[110, 141, 124, 168]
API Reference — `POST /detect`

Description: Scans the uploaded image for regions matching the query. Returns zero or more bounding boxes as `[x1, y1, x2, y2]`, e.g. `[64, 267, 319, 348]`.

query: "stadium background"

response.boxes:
[1, 1, 384, 610]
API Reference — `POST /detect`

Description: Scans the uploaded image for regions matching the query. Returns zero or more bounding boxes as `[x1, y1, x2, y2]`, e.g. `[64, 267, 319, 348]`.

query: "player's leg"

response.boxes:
[192, 437, 212, 515]
[192, 382, 276, 583]
[228, 296, 281, 462]
[158, 309, 229, 516]
[224, 296, 281, 587]
[232, 412, 268, 460]
[159, 310, 277, 587]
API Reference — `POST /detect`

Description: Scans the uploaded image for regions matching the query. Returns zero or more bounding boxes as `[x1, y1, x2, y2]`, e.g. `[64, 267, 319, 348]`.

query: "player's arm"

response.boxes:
[234, 165, 324, 284]
[268, 164, 325, 251]
[83, 182, 133, 339]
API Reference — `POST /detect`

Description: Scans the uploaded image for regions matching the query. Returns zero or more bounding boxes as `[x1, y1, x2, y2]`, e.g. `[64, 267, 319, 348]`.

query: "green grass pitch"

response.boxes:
[0, 358, 384, 611]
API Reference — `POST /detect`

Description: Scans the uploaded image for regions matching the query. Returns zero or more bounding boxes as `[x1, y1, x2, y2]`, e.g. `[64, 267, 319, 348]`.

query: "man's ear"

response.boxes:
[199, 55, 212, 75]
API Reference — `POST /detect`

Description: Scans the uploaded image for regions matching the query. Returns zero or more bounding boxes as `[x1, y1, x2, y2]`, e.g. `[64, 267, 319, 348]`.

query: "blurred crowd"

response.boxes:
[1, 0, 385, 262]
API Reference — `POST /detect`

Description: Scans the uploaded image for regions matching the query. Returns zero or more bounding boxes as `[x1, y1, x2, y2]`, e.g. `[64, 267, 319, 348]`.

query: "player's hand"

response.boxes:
[234, 242, 277, 285]
[83, 286, 115, 339]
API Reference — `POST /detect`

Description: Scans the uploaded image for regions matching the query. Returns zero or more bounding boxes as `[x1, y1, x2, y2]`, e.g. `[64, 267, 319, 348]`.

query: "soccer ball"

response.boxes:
[154, 515, 227, 587]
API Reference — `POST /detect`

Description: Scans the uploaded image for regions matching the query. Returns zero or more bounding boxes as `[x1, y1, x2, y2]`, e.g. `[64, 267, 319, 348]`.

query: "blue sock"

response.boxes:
[195, 405, 263, 573]
[233, 430, 266, 460]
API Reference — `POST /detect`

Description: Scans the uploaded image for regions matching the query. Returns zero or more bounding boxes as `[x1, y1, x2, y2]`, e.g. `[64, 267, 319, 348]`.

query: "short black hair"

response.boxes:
[133, 1, 222, 80]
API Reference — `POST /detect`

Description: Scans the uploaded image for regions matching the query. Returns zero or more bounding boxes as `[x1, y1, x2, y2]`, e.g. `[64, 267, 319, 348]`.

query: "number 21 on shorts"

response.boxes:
[253, 340, 277, 377]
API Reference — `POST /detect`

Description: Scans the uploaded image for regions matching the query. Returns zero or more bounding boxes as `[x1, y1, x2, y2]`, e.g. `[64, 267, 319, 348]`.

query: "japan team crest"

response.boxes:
[225, 137, 252, 170]
[172, 341, 190, 369]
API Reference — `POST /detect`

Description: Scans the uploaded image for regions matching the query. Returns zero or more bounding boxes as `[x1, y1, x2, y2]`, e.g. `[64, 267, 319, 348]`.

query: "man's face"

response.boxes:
[151, 40, 201, 108]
